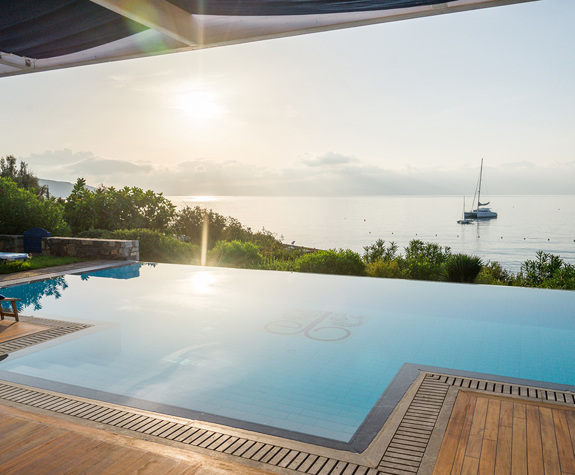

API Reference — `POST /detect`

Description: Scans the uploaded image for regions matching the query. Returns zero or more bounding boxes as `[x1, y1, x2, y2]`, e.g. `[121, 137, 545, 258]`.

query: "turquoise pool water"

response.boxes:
[1, 264, 574, 444]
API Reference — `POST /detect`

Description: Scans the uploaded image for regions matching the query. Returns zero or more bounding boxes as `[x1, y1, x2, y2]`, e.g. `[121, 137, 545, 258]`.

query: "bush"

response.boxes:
[516, 251, 564, 287]
[0, 177, 70, 235]
[366, 260, 407, 279]
[402, 240, 451, 281]
[108, 229, 199, 264]
[475, 261, 514, 286]
[256, 256, 296, 272]
[363, 239, 399, 264]
[444, 254, 483, 283]
[294, 249, 365, 276]
[208, 241, 262, 268]
[516, 251, 575, 290]
[540, 264, 575, 290]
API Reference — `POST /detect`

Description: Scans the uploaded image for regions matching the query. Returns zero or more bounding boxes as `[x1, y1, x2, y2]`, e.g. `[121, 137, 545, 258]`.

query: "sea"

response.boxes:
[167, 195, 575, 273]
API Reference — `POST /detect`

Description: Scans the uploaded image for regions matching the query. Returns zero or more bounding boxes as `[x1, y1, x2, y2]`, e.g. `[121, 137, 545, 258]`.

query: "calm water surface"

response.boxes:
[168, 195, 575, 271]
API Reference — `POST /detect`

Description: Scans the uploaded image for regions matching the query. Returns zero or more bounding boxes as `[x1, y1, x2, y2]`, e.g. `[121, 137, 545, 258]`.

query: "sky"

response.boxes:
[1, 0, 574, 196]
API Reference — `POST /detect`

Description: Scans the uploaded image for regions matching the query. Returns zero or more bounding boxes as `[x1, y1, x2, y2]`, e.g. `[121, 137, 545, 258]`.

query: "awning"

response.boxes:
[0, 0, 537, 78]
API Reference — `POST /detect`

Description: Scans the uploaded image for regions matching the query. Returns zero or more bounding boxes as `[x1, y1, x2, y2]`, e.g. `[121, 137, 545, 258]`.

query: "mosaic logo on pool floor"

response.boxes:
[265, 310, 364, 341]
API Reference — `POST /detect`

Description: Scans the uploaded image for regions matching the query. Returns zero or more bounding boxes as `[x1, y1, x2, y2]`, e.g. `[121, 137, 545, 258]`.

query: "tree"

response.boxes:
[63, 182, 176, 233]
[0, 155, 49, 198]
[0, 177, 69, 235]
[64, 178, 97, 233]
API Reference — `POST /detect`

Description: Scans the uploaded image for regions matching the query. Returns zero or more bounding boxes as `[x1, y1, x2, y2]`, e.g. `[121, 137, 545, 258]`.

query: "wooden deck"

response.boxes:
[0, 320, 49, 344]
[0, 403, 273, 475]
[433, 391, 575, 475]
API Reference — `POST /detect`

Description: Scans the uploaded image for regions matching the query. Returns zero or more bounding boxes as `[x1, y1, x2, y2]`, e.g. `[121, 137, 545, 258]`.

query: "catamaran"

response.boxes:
[464, 159, 497, 219]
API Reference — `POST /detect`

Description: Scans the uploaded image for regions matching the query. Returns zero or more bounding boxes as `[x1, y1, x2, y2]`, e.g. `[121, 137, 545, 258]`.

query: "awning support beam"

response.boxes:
[89, 0, 198, 45]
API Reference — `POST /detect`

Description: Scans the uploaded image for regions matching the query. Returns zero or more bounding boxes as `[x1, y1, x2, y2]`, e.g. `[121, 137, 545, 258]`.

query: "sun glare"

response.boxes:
[175, 90, 224, 121]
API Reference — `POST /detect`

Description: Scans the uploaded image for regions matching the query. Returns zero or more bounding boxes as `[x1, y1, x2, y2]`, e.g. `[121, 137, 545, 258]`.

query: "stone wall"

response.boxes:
[42, 237, 139, 261]
[0, 235, 24, 253]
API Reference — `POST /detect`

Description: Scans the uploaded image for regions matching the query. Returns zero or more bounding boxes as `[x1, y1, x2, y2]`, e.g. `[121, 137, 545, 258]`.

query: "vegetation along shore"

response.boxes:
[1, 155, 574, 290]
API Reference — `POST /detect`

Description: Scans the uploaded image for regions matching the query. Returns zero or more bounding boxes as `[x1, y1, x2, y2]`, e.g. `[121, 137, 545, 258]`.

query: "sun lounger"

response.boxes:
[0, 252, 30, 264]
[0, 297, 21, 322]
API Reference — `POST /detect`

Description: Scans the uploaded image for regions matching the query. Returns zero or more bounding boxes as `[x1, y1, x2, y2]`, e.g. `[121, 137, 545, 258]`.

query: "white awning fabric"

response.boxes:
[0, 0, 537, 78]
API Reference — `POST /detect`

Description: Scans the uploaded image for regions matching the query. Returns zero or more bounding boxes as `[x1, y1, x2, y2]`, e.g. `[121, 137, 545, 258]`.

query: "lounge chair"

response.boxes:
[0, 297, 21, 322]
[0, 252, 30, 264]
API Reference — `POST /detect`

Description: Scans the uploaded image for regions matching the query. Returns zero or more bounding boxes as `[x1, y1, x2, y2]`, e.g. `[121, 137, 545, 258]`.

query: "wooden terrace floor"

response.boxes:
[0, 403, 273, 475]
[433, 391, 575, 475]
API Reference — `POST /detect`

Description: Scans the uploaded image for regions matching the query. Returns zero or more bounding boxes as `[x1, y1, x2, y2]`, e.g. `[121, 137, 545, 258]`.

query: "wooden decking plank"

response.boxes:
[461, 455, 479, 475]
[451, 393, 477, 475]
[466, 396, 489, 459]
[484, 398, 501, 441]
[525, 403, 544, 474]
[432, 392, 471, 474]
[494, 424, 512, 475]
[511, 404, 527, 475]
[499, 400, 514, 428]
[566, 411, 575, 455]
[478, 439, 496, 475]
[553, 409, 575, 473]
[540, 406, 562, 474]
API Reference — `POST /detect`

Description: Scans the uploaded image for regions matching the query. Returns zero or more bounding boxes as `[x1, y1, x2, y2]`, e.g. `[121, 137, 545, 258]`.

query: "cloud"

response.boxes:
[17, 150, 575, 196]
[300, 152, 359, 168]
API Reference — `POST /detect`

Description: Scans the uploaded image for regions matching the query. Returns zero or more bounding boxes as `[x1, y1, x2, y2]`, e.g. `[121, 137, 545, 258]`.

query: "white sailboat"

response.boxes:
[457, 197, 473, 224]
[464, 159, 497, 219]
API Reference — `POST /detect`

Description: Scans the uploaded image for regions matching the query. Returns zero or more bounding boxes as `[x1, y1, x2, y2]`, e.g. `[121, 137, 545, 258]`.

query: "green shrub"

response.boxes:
[108, 229, 199, 264]
[444, 254, 483, 283]
[0, 177, 70, 235]
[516, 251, 564, 287]
[363, 239, 399, 264]
[366, 260, 407, 279]
[294, 249, 365, 276]
[540, 264, 575, 290]
[402, 240, 451, 281]
[207, 241, 262, 268]
[475, 261, 514, 286]
[256, 256, 296, 272]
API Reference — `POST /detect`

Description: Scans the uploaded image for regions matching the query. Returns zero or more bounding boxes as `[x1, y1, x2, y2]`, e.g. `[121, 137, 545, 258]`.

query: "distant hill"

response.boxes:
[39, 179, 96, 198]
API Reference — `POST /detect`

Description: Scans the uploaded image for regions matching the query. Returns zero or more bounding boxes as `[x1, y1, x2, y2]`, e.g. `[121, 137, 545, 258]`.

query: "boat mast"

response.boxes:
[477, 158, 483, 209]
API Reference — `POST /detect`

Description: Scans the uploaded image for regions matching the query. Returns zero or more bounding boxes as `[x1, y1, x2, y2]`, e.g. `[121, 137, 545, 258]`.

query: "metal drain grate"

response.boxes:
[0, 316, 91, 355]
[429, 373, 575, 405]
[377, 374, 449, 474]
[0, 381, 372, 475]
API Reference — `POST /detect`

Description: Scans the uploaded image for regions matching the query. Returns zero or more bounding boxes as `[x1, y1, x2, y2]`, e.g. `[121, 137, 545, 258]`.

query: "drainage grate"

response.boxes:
[429, 373, 575, 406]
[2, 368, 572, 474]
[377, 374, 449, 475]
[0, 316, 91, 355]
[0, 380, 370, 474]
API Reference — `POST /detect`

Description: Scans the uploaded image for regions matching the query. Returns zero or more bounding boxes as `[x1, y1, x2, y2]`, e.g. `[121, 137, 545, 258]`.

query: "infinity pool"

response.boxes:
[1, 264, 574, 447]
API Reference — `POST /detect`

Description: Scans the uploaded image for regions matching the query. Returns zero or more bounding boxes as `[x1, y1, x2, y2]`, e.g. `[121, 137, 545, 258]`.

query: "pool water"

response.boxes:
[1, 264, 574, 444]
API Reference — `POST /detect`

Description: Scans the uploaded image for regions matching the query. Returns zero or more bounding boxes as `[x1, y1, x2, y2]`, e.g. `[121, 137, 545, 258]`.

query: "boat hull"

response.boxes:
[464, 208, 497, 219]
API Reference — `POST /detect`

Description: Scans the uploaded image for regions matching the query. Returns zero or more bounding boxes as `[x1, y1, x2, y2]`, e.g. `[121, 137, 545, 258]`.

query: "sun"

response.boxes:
[175, 90, 225, 121]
